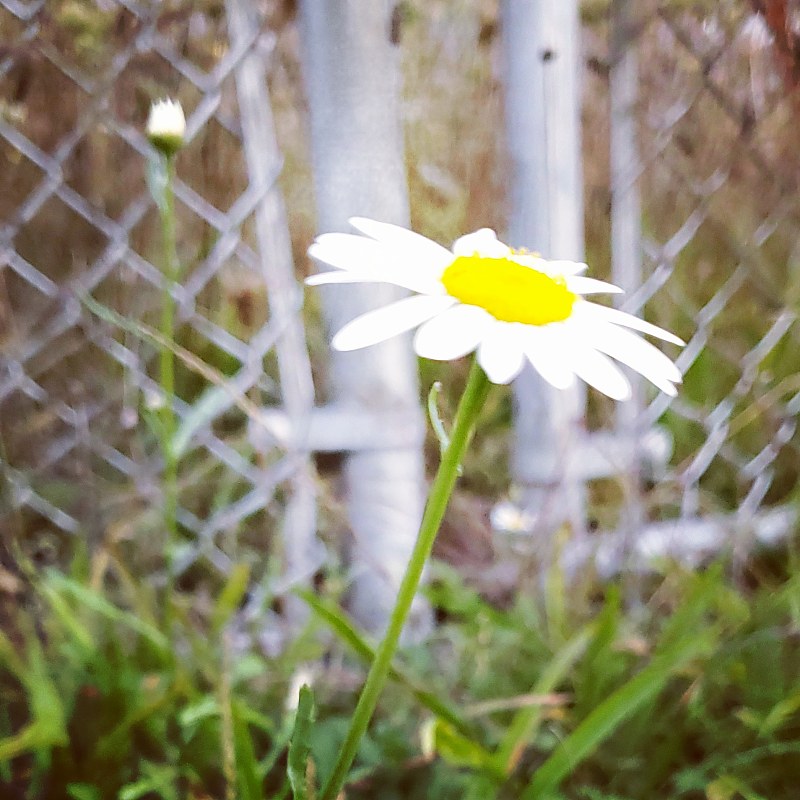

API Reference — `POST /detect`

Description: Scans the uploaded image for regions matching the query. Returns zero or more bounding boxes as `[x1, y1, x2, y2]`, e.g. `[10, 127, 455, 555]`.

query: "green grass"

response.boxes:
[3, 545, 800, 798]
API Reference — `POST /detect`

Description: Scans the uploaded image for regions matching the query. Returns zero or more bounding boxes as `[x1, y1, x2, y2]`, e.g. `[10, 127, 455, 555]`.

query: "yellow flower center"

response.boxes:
[441, 255, 576, 325]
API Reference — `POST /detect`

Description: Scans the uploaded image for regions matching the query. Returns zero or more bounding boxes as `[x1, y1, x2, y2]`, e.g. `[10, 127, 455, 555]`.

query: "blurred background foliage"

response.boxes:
[2, 0, 800, 797]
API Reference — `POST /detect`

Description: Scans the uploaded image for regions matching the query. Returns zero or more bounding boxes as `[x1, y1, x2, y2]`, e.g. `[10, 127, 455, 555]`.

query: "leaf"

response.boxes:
[67, 784, 102, 800]
[521, 629, 716, 799]
[211, 563, 251, 634]
[232, 698, 263, 800]
[118, 782, 154, 800]
[288, 685, 316, 800]
[0, 631, 68, 761]
[179, 696, 219, 730]
[172, 384, 233, 460]
[43, 571, 170, 660]
[427, 381, 462, 475]
[575, 587, 623, 711]
[495, 622, 596, 774]
[543, 528, 570, 645]
[758, 688, 800, 738]
[119, 762, 179, 800]
[37, 580, 95, 654]
[427, 381, 449, 452]
[26, 643, 69, 747]
[297, 588, 476, 739]
[706, 775, 768, 800]
[421, 718, 499, 775]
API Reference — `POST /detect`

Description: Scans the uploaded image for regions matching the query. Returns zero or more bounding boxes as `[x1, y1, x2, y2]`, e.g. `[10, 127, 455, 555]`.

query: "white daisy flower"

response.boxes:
[306, 218, 684, 400]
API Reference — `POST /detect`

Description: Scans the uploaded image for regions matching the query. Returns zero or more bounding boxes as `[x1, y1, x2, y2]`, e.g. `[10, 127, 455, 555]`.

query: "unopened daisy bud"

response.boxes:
[146, 98, 185, 156]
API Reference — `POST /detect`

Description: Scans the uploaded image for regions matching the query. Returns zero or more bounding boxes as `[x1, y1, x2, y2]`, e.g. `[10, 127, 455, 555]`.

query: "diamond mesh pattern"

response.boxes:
[0, 0, 315, 586]
[2, 1, 798, 586]
[593, 3, 800, 546]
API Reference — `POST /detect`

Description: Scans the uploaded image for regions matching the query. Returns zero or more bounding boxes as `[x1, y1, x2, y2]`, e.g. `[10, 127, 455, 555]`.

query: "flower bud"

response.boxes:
[146, 98, 186, 156]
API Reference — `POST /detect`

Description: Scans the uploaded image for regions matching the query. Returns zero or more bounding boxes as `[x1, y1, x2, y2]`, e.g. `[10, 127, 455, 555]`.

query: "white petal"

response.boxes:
[522, 328, 577, 390]
[566, 276, 624, 295]
[306, 268, 445, 295]
[309, 233, 376, 271]
[452, 229, 511, 258]
[413, 304, 493, 360]
[331, 294, 455, 351]
[147, 99, 186, 139]
[587, 321, 682, 391]
[509, 253, 548, 270]
[568, 346, 632, 400]
[348, 218, 453, 269]
[575, 302, 685, 346]
[510, 254, 589, 278]
[477, 323, 526, 384]
[538, 259, 588, 276]
[308, 234, 443, 294]
[306, 270, 382, 285]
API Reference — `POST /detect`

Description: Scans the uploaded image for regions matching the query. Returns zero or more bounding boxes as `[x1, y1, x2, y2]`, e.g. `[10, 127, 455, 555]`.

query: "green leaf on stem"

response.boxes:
[427, 381, 449, 452]
[427, 380, 462, 475]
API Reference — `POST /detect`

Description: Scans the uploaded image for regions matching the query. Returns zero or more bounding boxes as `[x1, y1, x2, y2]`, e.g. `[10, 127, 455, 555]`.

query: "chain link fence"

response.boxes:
[0, 0, 321, 631]
[573, 0, 800, 572]
[1, 0, 798, 603]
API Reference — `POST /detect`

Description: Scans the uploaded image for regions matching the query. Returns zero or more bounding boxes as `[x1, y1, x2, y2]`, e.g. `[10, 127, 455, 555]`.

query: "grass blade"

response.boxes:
[297, 588, 478, 740]
[522, 630, 715, 798]
[211, 563, 251, 634]
[232, 698, 263, 800]
[288, 685, 316, 800]
[42, 571, 170, 660]
[495, 622, 596, 774]
[0, 631, 68, 760]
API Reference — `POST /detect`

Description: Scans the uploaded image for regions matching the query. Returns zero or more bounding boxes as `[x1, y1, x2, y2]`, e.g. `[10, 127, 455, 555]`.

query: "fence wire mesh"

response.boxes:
[0, 0, 318, 602]
[582, 0, 800, 565]
[1, 0, 799, 592]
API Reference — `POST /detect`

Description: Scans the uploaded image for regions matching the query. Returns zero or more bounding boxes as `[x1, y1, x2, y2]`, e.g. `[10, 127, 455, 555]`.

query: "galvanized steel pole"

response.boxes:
[299, 0, 429, 636]
[502, 0, 588, 537]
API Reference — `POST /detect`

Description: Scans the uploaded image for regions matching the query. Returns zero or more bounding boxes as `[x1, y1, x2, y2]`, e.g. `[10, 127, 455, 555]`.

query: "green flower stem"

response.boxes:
[320, 358, 491, 800]
[158, 154, 179, 594]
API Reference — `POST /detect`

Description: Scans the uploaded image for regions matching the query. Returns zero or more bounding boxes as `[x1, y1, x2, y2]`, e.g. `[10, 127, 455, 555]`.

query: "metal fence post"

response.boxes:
[299, 0, 429, 637]
[501, 0, 587, 538]
[226, 0, 320, 624]
[610, 0, 646, 538]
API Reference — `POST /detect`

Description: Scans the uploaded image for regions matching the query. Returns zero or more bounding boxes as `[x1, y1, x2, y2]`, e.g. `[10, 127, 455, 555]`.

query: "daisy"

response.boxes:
[306, 219, 683, 400]
[146, 98, 186, 156]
